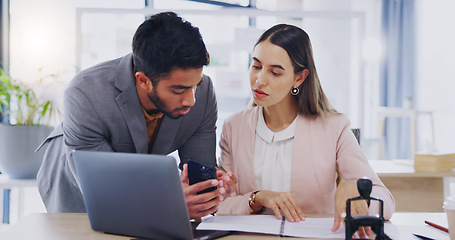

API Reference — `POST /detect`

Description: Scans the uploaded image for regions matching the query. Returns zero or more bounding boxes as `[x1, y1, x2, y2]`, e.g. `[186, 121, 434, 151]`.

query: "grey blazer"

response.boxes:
[36, 53, 218, 213]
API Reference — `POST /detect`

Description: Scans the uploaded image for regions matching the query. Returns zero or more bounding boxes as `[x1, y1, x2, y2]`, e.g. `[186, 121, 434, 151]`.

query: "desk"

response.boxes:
[371, 159, 455, 212]
[0, 212, 450, 240]
[0, 175, 37, 223]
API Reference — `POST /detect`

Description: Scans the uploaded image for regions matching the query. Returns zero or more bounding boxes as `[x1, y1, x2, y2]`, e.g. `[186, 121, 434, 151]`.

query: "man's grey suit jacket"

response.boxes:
[36, 53, 217, 213]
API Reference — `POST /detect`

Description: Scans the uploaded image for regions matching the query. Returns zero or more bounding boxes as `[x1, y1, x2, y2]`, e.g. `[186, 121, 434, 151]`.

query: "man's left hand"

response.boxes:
[181, 164, 221, 219]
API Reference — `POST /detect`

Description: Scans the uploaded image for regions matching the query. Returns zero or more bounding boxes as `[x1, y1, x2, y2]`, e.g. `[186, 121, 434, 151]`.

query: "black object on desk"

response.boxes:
[345, 178, 385, 240]
[413, 233, 435, 240]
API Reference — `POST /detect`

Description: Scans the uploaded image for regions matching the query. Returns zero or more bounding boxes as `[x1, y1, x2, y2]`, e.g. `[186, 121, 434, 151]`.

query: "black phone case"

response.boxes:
[188, 160, 217, 194]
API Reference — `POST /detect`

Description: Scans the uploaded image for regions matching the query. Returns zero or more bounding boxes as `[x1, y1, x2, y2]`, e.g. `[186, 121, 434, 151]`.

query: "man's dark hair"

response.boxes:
[132, 12, 209, 82]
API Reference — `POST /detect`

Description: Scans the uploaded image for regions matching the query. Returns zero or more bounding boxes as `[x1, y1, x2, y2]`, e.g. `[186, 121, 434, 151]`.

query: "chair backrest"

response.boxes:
[337, 129, 361, 186]
[351, 128, 360, 145]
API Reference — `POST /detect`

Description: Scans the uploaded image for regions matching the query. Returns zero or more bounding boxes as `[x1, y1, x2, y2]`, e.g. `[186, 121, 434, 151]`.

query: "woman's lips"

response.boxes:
[253, 89, 268, 99]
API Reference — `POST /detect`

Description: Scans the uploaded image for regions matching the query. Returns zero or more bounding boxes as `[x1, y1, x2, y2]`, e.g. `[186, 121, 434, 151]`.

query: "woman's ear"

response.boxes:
[295, 69, 309, 88]
[135, 72, 153, 92]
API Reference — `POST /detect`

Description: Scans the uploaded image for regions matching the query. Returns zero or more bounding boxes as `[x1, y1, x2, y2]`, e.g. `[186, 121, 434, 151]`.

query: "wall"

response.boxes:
[416, 0, 455, 154]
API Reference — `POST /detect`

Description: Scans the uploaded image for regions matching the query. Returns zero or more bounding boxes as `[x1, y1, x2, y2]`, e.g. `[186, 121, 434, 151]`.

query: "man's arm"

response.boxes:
[63, 86, 115, 183]
[64, 86, 114, 152]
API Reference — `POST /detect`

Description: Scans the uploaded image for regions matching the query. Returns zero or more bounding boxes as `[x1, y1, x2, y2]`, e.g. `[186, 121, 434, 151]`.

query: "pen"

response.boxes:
[424, 220, 449, 233]
[279, 216, 285, 237]
[413, 233, 435, 240]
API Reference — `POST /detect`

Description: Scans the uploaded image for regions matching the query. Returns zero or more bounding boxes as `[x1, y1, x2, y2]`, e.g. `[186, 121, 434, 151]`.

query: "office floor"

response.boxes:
[0, 187, 46, 233]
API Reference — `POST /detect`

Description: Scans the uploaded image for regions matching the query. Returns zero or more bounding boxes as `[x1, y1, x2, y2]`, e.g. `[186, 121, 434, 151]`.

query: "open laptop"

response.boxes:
[72, 150, 230, 240]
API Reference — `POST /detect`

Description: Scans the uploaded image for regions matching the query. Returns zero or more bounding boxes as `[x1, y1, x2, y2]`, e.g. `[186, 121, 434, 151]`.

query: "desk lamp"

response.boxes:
[345, 178, 385, 240]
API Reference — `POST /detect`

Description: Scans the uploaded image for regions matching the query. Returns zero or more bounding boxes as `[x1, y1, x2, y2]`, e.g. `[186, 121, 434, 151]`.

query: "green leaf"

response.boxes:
[0, 67, 61, 126]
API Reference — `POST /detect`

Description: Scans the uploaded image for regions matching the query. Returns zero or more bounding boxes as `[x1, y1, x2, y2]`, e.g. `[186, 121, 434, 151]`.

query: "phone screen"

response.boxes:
[188, 160, 217, 194]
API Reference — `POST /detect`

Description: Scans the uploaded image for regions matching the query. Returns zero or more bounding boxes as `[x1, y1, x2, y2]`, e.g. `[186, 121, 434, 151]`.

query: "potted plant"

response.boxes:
[0, 68, 59, 179]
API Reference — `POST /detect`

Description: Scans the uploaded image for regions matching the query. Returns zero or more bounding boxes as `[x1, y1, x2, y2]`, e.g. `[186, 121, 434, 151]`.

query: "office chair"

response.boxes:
[352, 128, 360, 145]
[336, 129, 361, 186]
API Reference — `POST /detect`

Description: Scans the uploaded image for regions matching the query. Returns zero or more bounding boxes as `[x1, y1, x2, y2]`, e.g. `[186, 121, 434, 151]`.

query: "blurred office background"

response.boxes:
[1, 0, 455, 227]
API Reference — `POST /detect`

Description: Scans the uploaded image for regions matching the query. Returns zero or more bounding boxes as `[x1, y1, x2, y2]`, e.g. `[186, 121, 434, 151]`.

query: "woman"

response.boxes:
[217, 24, 395, 235]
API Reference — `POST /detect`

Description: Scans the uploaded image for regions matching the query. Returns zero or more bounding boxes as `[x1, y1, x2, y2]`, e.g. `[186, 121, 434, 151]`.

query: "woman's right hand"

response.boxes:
[255, 190, 306, 222]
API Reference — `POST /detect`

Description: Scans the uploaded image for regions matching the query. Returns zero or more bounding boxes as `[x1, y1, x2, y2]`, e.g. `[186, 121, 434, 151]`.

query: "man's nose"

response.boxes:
[182, 88, 196, 107]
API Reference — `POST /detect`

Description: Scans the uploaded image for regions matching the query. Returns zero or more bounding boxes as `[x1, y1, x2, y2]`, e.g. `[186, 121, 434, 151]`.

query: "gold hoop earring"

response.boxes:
[291, 87, 299, 96]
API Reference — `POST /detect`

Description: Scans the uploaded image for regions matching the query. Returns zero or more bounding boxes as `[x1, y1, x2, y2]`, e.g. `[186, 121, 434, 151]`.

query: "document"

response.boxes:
[197, 215, 345, 239]
[384, 223, 450, 240]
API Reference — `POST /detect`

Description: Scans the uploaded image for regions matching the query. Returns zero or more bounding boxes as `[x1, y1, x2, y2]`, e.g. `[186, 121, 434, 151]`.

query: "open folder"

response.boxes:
[197, 215, 345, 239]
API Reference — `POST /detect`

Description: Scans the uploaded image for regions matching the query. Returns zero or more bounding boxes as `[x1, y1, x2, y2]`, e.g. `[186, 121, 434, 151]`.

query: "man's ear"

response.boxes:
[135, 72, 153, 91]
[295, 69, 309, 88]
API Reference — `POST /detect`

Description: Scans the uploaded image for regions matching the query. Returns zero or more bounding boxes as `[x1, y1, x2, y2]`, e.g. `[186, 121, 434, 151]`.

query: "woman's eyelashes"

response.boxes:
[251, 64, 261, 70]
[271, 71, 281, 76]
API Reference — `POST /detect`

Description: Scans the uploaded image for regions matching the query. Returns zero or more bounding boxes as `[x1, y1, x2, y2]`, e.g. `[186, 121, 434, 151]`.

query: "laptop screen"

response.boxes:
[72, 150, 193, 240]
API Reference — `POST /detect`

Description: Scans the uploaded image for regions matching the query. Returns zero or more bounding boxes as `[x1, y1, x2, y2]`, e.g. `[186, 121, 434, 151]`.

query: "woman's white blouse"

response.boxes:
[254, 107, 296, 192]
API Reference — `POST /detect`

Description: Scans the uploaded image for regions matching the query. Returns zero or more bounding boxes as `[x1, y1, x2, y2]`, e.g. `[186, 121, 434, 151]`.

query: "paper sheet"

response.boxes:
[197, 215, 345, 239]
[385, 223, 450, 240]
[284, 218, 344, 238]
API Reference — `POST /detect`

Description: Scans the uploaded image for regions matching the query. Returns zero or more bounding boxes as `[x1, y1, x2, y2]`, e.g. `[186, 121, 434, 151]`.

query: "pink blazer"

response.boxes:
[217, 107, 395, 219]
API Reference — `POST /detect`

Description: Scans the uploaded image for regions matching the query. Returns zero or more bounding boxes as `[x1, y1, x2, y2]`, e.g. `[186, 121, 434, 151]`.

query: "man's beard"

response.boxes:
[148, 89, 189, 119]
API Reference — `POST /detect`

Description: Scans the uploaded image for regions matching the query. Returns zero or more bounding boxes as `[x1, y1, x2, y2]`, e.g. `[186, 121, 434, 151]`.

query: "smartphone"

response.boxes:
[187, 160, 217, 194]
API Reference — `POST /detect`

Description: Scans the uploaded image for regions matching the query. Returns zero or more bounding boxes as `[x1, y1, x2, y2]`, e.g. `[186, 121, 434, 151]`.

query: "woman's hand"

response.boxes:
[332, 181, 370, 238]
[255, 190, 306, 222]
[215, 168, 238, 200]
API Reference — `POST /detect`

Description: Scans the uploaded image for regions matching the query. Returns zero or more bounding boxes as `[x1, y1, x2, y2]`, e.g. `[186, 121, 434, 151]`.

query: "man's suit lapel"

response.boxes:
[114, 54, 148, 154]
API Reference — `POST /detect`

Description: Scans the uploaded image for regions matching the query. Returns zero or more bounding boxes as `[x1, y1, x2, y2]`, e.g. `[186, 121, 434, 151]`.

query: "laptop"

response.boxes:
[72, 150, 230, 240]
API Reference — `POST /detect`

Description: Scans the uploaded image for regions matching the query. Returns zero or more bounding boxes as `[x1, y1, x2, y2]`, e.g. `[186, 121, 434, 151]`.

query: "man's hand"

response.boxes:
[181, 164, 221, 219]
[332, 181, 370, 238]
[215, 168, 237, 199]
[255, 190, 306, 222]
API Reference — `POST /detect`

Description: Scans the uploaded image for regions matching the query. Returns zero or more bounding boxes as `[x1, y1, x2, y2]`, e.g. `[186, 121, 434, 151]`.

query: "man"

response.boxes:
[37, 12, 231, 219]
